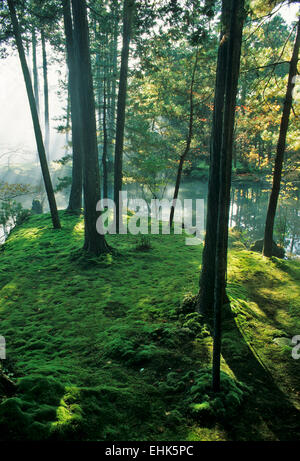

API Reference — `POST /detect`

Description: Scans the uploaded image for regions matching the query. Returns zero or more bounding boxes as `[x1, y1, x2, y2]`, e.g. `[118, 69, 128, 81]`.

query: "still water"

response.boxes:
[125, 179, 300, 256]
[1, 179, 299, 256]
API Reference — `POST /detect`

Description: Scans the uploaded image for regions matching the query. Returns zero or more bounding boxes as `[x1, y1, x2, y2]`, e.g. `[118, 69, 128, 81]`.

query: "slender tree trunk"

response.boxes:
[96, 49, 103, 137]
[26, 42, 32, 80]
[108, 0, 119, 170]
[263, 16, 300, 257]
[212, 0, 245, 392]
[114, 0, 134, 232]
[65, 77, 71, 150]
[102, 77, 108, 201]
[41, 28, 50, 159]
[169, 49, 199, 227]
[169, 156, 185, 227]
[71, 0, 109, 254]
[94, 30, 104, 194]
[63, 0, 83, 213]
[32, 27, 40, 116]
[8, 0, 60, 229]
[197, 3, 230, 316]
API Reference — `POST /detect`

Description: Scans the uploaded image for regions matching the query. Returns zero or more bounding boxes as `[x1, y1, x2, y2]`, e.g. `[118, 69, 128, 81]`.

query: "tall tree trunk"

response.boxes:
[96, 49, 103, 139]
[62, 0, 83, 213]
[26, 42, 32, 80]
[197, 3, 230, 316]
[108, 0, 119, 170]
[71, 0, 109, 254]
[102, 76, 108, 201]
[114, 0, 134, 232]
[41, 28, 50, 159]
[65, 77, 71, 151]
[32, 27, 40, 116]
[169, 49, 199, 227]
[263, 16, 300, 257]
[212, 0, 245, 392]
[8, 0, 61, 230]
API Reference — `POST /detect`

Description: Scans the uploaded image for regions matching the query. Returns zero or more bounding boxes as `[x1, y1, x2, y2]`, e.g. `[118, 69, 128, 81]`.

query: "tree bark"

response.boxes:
[263, 16, 300, 257]
[71, 0, 109, 255]
[108, 0, 119, 171]
[65, 78, 71, 150]
[197, 3, 231, 316]
[212, 0, 245, 392]
[32, 27, 40, 116]
[8, 0, 61, 230]
[62, 0, 83, 213]
[102, 76, 108, 201]
[114, 0, 134, 232]
[41, 28, 50, 159]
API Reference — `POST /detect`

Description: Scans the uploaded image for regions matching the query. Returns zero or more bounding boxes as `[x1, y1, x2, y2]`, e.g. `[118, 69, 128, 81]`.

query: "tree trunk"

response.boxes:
[197, 2, 231, 316]
[71, 0, 109, 255]
[212, 0, 245, 392]
[114, 0, 134, 232]
[63, 0, 83, 213]
[169, 49, 199, 227]
[8, 0, 61, 230]
[41, 28, 50, 159]
[102, 77, 108, 201]
[263, 16, 300, 257]
[32, 27, 40, 116]
[65, 78, 71, 150]
[108, 0, 119, 170]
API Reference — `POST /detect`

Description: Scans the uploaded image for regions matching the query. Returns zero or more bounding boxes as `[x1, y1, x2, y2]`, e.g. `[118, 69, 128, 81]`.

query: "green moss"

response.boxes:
[0, 211, 299, 440]
[187, 369, 249, 421]
[0, 398, 32, 440]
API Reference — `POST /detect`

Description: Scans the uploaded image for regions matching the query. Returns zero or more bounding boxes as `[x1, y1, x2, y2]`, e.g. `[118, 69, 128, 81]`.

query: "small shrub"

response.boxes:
[135, 234, 152, 251]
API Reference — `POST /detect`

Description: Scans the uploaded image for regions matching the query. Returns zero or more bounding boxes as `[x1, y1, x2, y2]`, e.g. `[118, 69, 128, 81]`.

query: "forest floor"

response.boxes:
[0, 212, 299, 441]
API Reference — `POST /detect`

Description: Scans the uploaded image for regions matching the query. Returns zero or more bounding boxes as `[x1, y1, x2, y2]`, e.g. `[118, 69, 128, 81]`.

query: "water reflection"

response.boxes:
[1, 179, 299, 256]
[125, 179, 300, 256]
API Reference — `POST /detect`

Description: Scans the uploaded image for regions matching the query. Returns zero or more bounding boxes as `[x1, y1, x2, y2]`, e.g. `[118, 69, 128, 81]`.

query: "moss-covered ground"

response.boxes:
[0, 212, 299, 441]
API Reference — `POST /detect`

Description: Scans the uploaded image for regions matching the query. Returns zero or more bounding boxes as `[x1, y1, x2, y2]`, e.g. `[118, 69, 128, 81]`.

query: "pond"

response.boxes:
[124, 179, 300, 256]
[1, 178, 299, 256]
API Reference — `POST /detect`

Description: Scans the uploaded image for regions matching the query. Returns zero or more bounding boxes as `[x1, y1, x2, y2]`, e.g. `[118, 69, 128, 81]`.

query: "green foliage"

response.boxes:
[55, 176, 72, 193]
[189, 160, 210, 180]
[235, 14, 299, 181]
[0, 200, 30, 234]
[0, 182, 31, 201]
[125, 36, 215, 192]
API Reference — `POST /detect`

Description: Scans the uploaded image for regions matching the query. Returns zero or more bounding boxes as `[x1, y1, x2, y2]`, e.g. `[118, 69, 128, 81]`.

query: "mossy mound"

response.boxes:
[250, 239, 285, 258]
[186, 369, 250, 422]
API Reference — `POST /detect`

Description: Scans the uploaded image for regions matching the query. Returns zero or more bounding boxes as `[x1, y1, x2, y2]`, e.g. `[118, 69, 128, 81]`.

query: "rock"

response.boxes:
[250, 239, 285, 259]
